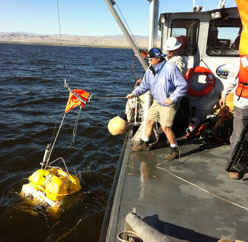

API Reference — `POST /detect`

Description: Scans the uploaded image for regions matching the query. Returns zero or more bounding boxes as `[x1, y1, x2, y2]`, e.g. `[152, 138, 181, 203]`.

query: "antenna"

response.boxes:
[192, 0, 203, 12]
[217, 0, 226, 9]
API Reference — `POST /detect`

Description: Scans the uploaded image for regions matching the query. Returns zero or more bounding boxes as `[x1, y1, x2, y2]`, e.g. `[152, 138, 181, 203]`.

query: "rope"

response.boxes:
[69, 105, 82, 147]
[115, 3, 141, 51]
[92, 96, 126, 100]
[46, 113, 66, 166]
[48, 157, 70, 177]
[50, 120, 58, 145]
[116, 230, 141, 242]
[156, 165, 248, 212]
[56, 0, 67, 72]
[132, 54, 138, 82]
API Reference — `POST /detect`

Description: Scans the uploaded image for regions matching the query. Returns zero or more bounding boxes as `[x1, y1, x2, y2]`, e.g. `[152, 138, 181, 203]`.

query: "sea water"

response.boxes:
[0, 43, 143, 241]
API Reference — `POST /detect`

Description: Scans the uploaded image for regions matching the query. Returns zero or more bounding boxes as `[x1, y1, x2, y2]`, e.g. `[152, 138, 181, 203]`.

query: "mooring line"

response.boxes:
[156, 165, 248, 212]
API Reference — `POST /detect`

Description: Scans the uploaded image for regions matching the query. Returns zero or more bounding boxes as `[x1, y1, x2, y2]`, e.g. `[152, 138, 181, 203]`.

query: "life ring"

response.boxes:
[185, 66, 215, 97]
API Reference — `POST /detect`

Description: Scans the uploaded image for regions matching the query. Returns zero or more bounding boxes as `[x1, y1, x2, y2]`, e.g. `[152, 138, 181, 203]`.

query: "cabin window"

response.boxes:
[169, 19, 199, 56]
[207, 18, 242, 56]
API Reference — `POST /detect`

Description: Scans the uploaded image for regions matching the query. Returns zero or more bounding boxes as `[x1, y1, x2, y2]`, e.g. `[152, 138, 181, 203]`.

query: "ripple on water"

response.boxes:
[0, 44, 143, 242]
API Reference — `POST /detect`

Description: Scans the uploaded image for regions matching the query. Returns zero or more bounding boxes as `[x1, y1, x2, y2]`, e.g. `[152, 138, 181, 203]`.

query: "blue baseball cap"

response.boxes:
[147, 48, 164, 58]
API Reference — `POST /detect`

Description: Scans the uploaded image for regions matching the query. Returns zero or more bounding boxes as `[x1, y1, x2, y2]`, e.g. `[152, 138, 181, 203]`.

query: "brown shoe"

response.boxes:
[132, 141, 150, 152]
[165, 147, 180, 160]
[228, 172, 242, 180]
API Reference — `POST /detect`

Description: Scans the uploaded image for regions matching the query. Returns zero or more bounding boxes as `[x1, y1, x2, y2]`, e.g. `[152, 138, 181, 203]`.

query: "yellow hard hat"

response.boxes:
[108, 115, 128, 135]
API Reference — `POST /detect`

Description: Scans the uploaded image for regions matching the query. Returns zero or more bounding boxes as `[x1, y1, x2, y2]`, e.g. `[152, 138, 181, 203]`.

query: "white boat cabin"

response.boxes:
[159, 7, 241, 119]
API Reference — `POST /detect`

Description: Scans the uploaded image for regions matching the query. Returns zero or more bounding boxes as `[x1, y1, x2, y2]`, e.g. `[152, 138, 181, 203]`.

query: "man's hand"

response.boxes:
[165, 98, 173, 105]
[126, 93, 135, 99]
[219, 97, 226, 108]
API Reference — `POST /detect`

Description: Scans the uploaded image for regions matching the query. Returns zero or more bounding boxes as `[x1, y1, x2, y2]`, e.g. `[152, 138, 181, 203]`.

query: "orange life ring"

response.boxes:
[185, 66, 215, 97]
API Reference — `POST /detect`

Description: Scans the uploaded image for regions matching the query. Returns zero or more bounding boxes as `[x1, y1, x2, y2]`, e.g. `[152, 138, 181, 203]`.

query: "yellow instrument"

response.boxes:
[21, 168, 81, 208]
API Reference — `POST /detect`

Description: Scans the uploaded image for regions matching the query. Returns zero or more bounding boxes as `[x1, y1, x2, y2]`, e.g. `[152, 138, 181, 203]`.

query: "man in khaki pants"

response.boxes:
[126, 48, 187, 160]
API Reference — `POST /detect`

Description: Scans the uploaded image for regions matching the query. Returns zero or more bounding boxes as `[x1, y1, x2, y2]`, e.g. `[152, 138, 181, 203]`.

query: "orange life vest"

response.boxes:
[236, 56, 248, 98]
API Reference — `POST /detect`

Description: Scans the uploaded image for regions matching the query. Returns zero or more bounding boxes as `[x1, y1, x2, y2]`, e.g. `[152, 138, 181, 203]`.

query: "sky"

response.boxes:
[0, 0, 237, 36]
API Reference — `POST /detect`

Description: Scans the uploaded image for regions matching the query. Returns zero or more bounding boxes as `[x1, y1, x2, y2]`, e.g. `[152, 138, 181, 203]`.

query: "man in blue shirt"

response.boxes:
[126, 48, 188, 160]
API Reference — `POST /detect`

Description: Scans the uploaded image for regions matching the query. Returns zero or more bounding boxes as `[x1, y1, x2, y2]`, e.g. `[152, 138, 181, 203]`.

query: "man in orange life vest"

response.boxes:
[219, 0, 248, 179]
[219, 56, 248, 179]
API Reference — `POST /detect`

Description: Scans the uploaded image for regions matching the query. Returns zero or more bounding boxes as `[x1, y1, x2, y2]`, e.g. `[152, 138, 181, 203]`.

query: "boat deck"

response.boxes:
[104, 134, 248, 241]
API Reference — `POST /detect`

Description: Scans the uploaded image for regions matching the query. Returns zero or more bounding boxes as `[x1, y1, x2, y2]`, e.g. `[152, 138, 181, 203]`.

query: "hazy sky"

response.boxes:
[0, 0, 237, 36]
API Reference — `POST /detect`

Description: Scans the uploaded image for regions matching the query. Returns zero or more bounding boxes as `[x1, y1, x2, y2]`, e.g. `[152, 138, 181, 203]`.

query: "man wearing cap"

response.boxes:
[126, 47, 188, 160]
[165, 37, 186, 75]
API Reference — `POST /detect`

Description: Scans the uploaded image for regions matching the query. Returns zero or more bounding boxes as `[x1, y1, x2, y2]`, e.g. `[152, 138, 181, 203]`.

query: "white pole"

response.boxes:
[141, 0, 159, 141]
[217, 0, 226, 9]
[148, 0, 159, 49]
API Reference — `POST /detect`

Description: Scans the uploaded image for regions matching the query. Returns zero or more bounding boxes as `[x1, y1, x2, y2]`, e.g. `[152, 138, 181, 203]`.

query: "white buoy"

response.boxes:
[108, 115, 128, 135]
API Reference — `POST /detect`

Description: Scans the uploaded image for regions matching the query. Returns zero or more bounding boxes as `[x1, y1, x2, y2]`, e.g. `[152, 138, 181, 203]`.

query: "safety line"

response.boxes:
[156, 165, 248, 212]
[70, 105, 82, 147]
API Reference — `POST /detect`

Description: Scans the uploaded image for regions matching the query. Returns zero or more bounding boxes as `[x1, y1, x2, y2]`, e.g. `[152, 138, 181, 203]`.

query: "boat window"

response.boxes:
[170, 19, 199, 56]
[207, 18, 242, 56]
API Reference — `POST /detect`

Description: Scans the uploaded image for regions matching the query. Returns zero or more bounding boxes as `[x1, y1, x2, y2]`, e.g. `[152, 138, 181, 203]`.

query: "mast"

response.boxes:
[148, 0, 159, 49]
[141, 0, 159, 141]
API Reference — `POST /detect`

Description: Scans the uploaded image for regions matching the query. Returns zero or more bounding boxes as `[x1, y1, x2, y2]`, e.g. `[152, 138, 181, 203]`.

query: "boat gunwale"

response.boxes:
[99, 130, 131, 242]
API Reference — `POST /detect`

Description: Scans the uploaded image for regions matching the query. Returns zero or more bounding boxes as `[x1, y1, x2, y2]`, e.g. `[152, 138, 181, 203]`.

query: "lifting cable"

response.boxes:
[51, 0, 136, 150]
[114, 1, 144, 83]
[114, 2, 141, 51]
[56, 0, 67, 72]
[45, 1, 82, 157]
[45, 0, 68, 154]
[90, 96, 126, 100]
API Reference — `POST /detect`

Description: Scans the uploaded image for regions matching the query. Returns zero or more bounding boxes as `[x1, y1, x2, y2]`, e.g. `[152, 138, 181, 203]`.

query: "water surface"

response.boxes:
[0, 43, 143, 242]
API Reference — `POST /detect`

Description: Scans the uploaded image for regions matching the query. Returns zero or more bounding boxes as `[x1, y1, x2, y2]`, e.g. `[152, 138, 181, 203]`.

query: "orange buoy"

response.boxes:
[185, 66, 215, 97]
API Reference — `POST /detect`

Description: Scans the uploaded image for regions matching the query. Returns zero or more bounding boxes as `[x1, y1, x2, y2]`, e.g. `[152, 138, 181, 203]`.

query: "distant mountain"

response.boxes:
[0, 32, 149, 49]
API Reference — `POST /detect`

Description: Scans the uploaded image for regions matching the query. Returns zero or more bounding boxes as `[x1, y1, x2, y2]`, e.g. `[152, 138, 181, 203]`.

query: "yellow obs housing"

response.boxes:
[21, 168, 81, 206]
[108, 116, 128, 135]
